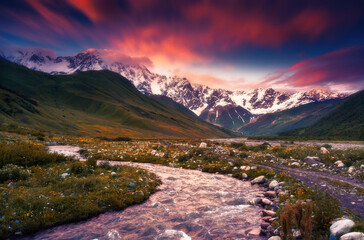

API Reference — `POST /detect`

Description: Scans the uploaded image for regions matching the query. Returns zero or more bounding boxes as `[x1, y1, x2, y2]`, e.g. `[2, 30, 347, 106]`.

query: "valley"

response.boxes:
[1, 132, 363, 239]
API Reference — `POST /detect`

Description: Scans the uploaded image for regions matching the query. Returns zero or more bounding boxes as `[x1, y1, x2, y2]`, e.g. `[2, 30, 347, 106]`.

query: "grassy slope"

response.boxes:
[239, 99, 341, 136]
[0, 60, 237, 138]
[280, 89, 364, 140]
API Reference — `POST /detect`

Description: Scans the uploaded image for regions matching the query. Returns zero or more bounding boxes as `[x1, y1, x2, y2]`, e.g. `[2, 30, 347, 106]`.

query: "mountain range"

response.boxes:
[0, 59, 237, 138]
[0, 48, 347, 131]
[280, 89, 364, 140]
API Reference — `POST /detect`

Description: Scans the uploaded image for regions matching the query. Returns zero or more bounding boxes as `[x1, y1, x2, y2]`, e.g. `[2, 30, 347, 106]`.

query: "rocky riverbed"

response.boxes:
[22, 146, 266, 240]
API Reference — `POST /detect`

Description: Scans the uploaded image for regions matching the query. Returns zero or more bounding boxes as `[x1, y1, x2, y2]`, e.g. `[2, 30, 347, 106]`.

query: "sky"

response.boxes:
[1, 0, 364, 92]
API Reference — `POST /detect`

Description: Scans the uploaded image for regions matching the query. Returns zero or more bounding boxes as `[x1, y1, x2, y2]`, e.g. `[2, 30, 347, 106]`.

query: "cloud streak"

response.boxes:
[263, 46, 364, 91]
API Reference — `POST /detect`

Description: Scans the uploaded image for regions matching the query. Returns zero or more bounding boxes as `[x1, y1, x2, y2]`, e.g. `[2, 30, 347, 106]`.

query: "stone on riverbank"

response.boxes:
[251, 175, 266, 184]
[330, 219, 355, 236]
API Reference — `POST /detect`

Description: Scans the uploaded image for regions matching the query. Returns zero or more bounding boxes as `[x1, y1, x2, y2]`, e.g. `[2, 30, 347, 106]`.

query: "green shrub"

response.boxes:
[0, 142, 69, 168]
[86, 157, 97, 168]
[309, 186, 342, 238]
[69, 162, 93, 176]
[178, 154, 190, 162]
[0, 164, 30, 183]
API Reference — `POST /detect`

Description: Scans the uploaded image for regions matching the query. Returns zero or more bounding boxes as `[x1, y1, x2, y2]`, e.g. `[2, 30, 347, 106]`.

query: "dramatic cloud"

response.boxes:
[86, 49, 154, 67]
[263, 46, 364, 91]
[0, 0, 363, 90]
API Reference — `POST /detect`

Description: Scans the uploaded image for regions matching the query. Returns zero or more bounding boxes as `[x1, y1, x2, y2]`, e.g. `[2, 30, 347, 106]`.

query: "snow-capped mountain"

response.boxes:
[0, 47, 347, 130]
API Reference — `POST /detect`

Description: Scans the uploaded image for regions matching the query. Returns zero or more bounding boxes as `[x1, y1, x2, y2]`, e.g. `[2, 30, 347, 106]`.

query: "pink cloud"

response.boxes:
[263, 46, 364, 91]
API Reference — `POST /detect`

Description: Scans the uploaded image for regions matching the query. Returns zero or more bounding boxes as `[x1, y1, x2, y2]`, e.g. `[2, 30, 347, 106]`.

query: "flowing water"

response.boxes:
[21, 146, 265, 240]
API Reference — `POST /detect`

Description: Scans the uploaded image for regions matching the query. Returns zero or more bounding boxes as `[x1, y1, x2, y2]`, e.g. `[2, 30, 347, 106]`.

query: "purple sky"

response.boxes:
[1, 0, 364, 91]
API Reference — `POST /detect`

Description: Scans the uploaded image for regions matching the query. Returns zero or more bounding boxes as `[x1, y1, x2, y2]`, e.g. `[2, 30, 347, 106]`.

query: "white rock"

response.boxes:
[106, 230, 121, 240]
[246, 166, 251, 171]
[262, 209, 276, 217]
[348, 166, 356, 173]
[151, 150, 157, 155]
[61, 173, 70, 178]
[156, 230, 191, 240]
[199, 142, 207, 148]
[251, 175, 266, 184]
[340, 232, 364, 240]
[291, 162, 300, 166]
[240, 166, 247, 170]
[335, 161, 346, 168]
[360, 165, 364, 170]
[262, 198, 273, 206]
[269, 180, 279, 189]
[320, 147, 330, 154]
[249, 197, 262, 206]
[241, 173, 248, 179]
[268, 236, 281, 240]
[330, 219, 355, 236]
[111, 172, 116, 175]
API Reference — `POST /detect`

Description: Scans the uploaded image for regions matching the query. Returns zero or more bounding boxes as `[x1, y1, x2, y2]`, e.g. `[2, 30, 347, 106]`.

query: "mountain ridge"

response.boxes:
[280, 89, 364, 140]
[0, 59, 238, 138]
[0, 47, 348, 130]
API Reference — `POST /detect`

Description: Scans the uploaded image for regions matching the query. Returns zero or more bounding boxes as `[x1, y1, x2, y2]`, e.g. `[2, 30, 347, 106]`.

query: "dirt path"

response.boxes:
[256, 163, 364, 219]
[23, 146, 266, 240]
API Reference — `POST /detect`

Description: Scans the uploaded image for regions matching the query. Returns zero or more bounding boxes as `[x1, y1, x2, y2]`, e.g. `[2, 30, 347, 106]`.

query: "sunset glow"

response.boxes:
[1, 0, 363, 91]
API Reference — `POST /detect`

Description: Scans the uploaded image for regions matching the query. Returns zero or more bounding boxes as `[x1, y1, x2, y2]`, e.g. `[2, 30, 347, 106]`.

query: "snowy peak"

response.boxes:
[1, 47, 348, 130]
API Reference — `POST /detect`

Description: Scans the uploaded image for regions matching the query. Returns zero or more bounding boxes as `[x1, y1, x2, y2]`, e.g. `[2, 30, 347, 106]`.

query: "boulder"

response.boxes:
[262, 198, 273, 206]
[262, 210, 276, 217]
[251, 175, 266, 184]
[199, 142, 207, 148]
[348, 166, 356, 173]
[330, 219, 355, 236]
[335, 161, 346, 168]
[303, 156, 321, 165]
[320, 147, 330, 154]
[269, 180, 279, 189]
[340, 232, 364, 240]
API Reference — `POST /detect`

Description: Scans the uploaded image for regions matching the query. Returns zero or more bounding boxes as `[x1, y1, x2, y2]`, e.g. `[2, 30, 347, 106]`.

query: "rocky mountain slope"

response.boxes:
[0, 48, 347, 130]
[0, 59, 237, 138]
[280, 89, 364, 140]
[239, 99, 342, 136]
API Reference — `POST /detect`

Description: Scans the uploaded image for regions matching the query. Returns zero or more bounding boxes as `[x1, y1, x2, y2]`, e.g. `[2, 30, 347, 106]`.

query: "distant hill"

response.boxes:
[280, 90, 364, 140]
[239, 99, 341, 136]
[0, 60, 238, 138]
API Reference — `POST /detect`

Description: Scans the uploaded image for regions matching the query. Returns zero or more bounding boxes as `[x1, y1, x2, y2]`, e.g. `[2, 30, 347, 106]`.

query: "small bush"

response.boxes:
[69, 162, 93, 176]
[86, 157, 97, 168]
[178, 154, 190, 162]
[0, 164, 30, 183]
[280, 201, 312, 240]
[310, 186, 342, 238]
[0, 142, 68, 168]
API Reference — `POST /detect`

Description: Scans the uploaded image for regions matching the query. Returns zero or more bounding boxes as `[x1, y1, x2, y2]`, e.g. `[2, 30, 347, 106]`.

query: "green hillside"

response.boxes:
[0, 60, 237, 138]
[239, 99, 341, 136]
[280, 90, 364, 140]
